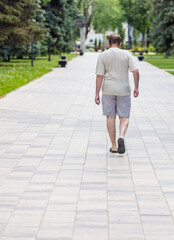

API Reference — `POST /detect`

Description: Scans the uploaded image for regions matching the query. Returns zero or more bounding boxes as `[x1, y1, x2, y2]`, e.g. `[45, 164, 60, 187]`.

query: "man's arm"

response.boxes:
[95, 75, 103, 105]
[132, 69, 139, 97]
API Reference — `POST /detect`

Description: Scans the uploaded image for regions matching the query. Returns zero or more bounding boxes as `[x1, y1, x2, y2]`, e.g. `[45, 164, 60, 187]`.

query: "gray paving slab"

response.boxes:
[0, 53, 174, 239]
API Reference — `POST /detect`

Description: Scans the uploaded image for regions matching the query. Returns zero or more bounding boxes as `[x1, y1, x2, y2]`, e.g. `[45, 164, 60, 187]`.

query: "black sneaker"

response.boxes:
[117, 138, 125, 154]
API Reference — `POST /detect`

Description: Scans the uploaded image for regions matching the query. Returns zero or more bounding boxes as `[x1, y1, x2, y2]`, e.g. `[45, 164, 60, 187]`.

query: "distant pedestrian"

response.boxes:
[101, 43, 106, 52]
[73, 41, 78, 52]
[95, 34, 139, 154]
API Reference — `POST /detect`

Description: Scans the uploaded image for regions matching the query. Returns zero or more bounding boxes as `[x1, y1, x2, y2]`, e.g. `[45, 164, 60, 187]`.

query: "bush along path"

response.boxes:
[0, 54, 77, 97]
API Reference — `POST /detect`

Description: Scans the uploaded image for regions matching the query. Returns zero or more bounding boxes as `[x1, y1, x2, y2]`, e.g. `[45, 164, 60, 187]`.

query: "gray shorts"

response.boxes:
[102, 94, 131, 118]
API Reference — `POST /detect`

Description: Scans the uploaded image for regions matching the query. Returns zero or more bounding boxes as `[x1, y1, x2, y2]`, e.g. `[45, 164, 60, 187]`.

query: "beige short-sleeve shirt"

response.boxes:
[96, 48, 138, 96]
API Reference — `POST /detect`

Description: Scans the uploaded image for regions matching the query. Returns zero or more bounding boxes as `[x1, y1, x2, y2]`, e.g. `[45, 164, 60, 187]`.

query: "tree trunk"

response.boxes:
[141, 31, 145, 47]
[85, 23, 90, 38]
[146, 28, 150, 47]
[128, 24, 132, 48]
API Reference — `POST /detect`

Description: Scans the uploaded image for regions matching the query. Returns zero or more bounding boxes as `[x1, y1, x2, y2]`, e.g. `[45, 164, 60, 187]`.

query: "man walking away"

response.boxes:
[95, 34, 139, 154]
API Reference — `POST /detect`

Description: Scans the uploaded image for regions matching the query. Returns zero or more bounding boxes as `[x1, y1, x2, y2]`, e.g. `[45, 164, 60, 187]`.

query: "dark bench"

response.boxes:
[132, 50, 148, 54]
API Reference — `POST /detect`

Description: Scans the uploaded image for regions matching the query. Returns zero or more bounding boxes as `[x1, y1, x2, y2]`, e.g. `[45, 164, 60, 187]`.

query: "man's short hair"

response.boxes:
[108, 34, 122, 45]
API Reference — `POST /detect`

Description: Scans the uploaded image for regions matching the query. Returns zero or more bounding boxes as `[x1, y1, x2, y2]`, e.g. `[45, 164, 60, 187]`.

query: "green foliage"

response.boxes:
[132, 0, 151, 45]
[92, 0, 150, 45]
[43, 0, 78, 54]
[133, 46, 148, 52]
[93, 0, 124, 38]
[148, 45, 155, 52]
[0, 0, 46, 46]
[0, 0, 47, 61]
[149, 0, 174, 56]
[94, 38, 97, 47]
[98, 39, 101, 48]
[119, 0, 151, 46]
[0, 45, 12, 61]
[0, 0, 79, 60]
[0, 54, 77, 97]
[119, 0, 134, 26]
[77, 0, 95, 37]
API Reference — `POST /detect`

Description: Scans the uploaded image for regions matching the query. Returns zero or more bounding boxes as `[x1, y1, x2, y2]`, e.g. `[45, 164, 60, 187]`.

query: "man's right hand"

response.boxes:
[95, 95, 100, 105]
[134, 88, 139, 97]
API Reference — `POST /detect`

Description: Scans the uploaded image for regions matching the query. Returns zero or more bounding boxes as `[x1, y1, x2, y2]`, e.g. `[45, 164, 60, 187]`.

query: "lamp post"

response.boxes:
[47, 2, 51, 62]
[31, 41, 34, 67]
[31, 19, 36, 67]
[47, 32, 51, 62]
[48, 38, 51, 61]
[75, 14, 86, 55]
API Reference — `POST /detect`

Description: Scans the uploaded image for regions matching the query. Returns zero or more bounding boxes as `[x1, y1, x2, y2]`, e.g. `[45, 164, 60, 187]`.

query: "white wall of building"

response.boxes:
[85, 31, 104, 47]
[85, 23, 143, 48]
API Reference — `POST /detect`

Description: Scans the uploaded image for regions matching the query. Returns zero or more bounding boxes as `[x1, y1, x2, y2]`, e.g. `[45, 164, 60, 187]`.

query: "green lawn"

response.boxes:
[0, 53, 78, 97]
[144, 55, 174, 69]
[132, 52, 174, 70]
[167, 71, 174, 75]
[144, 54, 174, 69]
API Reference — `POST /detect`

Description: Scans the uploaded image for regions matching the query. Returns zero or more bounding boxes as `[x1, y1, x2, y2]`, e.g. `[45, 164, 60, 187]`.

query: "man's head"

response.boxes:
[108, 34, 122, 48]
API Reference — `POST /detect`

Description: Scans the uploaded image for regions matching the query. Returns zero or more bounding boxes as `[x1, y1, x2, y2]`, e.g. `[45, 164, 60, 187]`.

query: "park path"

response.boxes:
[0, 52, 174, 240]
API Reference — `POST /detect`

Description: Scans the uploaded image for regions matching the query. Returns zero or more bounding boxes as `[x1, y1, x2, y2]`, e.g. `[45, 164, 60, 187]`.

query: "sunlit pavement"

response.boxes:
[0, 52, 174, 240]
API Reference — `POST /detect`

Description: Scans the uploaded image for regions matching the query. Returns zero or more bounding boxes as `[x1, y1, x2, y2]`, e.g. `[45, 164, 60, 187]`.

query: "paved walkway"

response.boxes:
[0, 53, 174, 240]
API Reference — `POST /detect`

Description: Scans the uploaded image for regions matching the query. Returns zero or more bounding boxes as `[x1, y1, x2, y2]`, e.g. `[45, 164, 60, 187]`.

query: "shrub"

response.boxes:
[148, 45, 156, 53]
[94, 38, 97, 47]
[98, 39, 101, 49]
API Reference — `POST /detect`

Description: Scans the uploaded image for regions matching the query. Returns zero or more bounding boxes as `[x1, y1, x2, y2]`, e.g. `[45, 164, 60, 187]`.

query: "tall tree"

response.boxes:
[149, 0, 174, 55]
[77, 0, 95, 37]
[0, 0, 46, 45]
[93, 0, 125, 41]
[132, 0, 151, 46]
[43, 0, 78, 54]
[119, 0, 135, 47]
[119, 0, 151, 47]
[0, 0, 47, 60]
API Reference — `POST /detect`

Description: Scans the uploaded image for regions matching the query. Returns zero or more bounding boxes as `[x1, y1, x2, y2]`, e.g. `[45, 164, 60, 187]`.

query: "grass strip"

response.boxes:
[0, 53, 78, 97]
[167, 71, 174, 75]
[143, 54, 174, 69]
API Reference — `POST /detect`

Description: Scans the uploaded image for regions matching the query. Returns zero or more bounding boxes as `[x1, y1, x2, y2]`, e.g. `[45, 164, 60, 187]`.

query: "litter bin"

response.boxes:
[79, 49, 84, 56]
[59, 56, 67, 67]
[138, 52, 144, 61]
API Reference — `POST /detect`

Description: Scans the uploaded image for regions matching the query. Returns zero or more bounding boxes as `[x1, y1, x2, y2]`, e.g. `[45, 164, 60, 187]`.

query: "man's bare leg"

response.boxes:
[107, 115, 117, 151]
[119, 117, 129, 139]
[118, 117, 129, 154]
